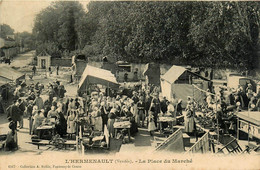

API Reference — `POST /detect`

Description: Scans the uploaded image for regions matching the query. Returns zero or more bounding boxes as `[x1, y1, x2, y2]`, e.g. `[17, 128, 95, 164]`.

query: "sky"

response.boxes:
[0, 0, 90, 33]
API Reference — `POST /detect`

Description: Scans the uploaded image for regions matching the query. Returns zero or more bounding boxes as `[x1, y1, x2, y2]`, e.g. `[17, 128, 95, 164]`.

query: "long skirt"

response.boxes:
[148, 121, 156, 132]
[94, 116, 103, 131]
[67, 120, 76, 134]
[133, 104, 138, 122]
[107, 119, 115, 137]
[138, 110, 145, 126]
[184, 117, 195, 133]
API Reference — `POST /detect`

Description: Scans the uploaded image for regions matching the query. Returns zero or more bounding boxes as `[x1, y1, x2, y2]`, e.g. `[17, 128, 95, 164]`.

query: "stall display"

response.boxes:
[114, 121, 131, 142]
[158, 116, 175, 134]
[236, 111, 260, 142]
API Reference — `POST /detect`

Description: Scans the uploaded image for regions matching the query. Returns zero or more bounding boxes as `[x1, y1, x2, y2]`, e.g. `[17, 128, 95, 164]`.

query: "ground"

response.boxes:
[0, 51, 252, 156]
[0, 51, 169, 155]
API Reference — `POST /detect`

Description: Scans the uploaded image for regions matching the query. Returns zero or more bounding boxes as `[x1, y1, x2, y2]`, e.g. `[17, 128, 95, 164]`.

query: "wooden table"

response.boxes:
[158, 117, 176, 134]
[113, 121, 131, 142]
[36, 125, 55, 139]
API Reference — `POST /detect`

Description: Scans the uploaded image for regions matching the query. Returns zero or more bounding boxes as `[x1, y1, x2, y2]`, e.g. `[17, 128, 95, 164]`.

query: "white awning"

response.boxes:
[78, 65, 119, 92]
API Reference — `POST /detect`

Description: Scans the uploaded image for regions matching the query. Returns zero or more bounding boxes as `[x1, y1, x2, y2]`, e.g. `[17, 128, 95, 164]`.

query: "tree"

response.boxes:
[0, 24, 14, 38]
[33, 1, 88, 56]
[189, 2, 260, 70]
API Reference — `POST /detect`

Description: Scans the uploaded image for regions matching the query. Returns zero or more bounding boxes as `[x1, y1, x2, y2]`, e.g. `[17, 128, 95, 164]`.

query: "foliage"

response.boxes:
[32, 1, 260, 70]
[33, 1, 87, 56]
[15, 31, 35, 49]
[0, 24, 14, 38]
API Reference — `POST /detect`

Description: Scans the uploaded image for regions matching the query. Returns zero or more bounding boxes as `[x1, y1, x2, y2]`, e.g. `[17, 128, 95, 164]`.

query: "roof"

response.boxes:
[0, 77, 10, 86]
[38, 50, 50, 57]
[78, 65, 119, 92]
[161, 65, 187, 84]
[161, 65, 210, 84]
[0, 65, 25, 81]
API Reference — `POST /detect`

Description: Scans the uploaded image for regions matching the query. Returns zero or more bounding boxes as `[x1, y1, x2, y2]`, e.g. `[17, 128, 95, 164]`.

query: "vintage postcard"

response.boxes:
[0, 0, 259, 169]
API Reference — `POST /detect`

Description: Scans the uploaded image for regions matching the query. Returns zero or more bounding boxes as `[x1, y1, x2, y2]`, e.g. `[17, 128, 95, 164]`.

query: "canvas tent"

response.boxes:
[78, 65, 119, 94]
[0, 65, 25, 84]
[161, 65, 211, 107]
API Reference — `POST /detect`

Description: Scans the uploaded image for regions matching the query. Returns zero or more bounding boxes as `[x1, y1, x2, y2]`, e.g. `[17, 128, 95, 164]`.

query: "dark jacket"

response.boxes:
[7, 104, 21, 122]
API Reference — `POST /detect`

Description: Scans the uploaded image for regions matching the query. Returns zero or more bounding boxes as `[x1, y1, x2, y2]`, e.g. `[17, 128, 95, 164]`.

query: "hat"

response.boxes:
[178, 99, 182, 104]
[116, 95, 121, 100]
[110, 108, 117, 113]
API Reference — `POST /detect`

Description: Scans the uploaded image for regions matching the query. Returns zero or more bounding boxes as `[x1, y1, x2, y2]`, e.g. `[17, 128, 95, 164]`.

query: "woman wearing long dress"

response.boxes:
[148, 112, 156, 136]
[30, 105, 38, 135]
[100, 102, 108, 132]
[107, 108, 116, 138]
[92, 107, 102, 131]
[184, 106, 195, 133]
[32, 110, 44, 134]
[67, 110, 76, 139]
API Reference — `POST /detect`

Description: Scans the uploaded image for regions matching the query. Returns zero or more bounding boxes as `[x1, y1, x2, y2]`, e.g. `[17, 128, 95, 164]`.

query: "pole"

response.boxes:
[192, 85, 197, 141]
[247, 107, 250, 146]
[216, 96, 219, 144]
[108, 82, 110, 97]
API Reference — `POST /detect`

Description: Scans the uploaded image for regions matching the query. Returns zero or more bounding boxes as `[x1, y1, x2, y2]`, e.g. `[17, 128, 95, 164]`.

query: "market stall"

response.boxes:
[77, 65, 119, 95]
[236, 111, 260, 143]
[160, 65, 211, 107]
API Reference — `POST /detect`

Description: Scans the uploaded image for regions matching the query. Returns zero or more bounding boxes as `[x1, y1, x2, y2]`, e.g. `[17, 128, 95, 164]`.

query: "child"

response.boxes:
[67, 110, 76, 139]
[148, 111, 156, 136]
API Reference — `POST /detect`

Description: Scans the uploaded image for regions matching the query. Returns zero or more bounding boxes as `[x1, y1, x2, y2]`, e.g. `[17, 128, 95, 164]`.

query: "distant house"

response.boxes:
[37, 51, 51, 69]
[0, 65, 25, 84]
[0, 35, 19, 61]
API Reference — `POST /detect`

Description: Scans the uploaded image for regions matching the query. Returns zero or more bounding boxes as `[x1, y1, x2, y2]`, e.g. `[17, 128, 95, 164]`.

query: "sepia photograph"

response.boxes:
[0, 0, 259, 169]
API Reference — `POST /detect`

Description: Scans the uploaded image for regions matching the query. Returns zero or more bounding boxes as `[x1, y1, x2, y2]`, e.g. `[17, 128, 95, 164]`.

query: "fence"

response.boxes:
[186, 132, 210, 154]
[51, 58, 72, 67]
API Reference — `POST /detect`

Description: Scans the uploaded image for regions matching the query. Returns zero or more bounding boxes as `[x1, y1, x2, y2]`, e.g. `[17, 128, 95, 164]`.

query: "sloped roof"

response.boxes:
[161, 65, 210, 84]
[78, 65, 119, 92]
[38, 50, 50, 57]
[0, 76, 11, 86]
[161, 65, 187, 84]
[0, 65, 25, 81]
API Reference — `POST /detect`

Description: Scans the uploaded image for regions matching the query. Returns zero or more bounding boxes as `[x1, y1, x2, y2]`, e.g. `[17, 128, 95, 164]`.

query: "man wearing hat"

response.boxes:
[34, 93, 44, 110]
[150, 92, 161, 129]
[6, 100, 21, 131]
[17, 98, 25, 129]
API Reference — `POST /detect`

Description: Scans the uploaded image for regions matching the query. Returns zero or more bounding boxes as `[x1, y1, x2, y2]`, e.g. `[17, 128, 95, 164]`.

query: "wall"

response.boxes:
[87, 61, 172, 82]
[2, 47, 20, 59]
[51, 58, 72, 67]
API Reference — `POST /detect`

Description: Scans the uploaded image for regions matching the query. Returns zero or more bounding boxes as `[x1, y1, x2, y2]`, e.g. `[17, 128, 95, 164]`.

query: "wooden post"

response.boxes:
[237, 117, 239, 140]
[108, 82, 110, 96]
[79, 124, 84, 155]
[216, 97, 219, 144]
[247, 107, 250, 146]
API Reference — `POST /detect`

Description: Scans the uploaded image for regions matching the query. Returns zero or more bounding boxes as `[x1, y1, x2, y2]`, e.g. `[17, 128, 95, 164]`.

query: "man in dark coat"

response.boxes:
[18, 99, 25, 129]
[151, 93, 161, 128]
[160, 96, 168, 129]
[6, 100, 21, 130]
[160, 97, 168, 114]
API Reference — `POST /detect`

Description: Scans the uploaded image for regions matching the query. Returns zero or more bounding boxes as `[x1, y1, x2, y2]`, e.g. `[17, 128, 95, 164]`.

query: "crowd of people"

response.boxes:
[192, 83, 260, 135]
[5, 80, 186, 146]
[3, 75, 260, 150]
